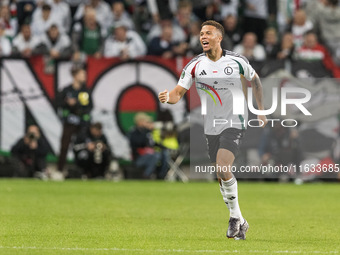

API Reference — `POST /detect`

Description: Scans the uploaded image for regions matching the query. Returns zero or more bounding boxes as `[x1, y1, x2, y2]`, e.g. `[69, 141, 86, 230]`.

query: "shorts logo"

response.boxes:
[224, 66, 233, 75]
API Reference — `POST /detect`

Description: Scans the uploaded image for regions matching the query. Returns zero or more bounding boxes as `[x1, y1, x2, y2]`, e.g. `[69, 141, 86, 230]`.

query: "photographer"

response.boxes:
[56, 66, 93, 175]
[128, 112, 169, 179]
[10, 125, 48, 177]
[73, 122, 111, 178]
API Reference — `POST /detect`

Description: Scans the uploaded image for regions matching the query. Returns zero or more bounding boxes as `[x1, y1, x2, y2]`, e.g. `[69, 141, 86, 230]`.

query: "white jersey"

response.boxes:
[178, 50, 256, 135]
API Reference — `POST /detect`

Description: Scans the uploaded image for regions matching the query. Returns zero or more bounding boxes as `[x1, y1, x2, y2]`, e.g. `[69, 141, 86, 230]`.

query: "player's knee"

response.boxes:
[216, 156, 234, 168]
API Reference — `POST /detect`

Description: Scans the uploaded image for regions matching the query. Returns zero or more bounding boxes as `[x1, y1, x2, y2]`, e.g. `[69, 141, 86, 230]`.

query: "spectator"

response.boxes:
[148, 22, 187, 58]
[310, 0, 340, 63]
[304, 0, 325, 21]
[10, 125, 48, 177]
[72, 8, 104, 62]
[191, 0, 216, 21]
[305, 0, 320, 18]
[221, 31, 233, 51]
[263, 27, 280, 60]
[74, 0, 111, 33]
[243, 0, 269, 44]
[12, 23, 41, 57]
[103, 22, 146, 60]
[220, 0, 239, 18]
[277, 32, 295, 60]
[295, 31, 340, 78]
[233, 32, 266, 61]
[186, 20, 202, 56]
[36, 24, 72, 73]
[0, 4, 18, 39]
[109, 1, 135, 31]
[128, 112, 168, 179]
[37, 24, 71, 58]
[132, 0, 153, 39]
[277, 0, 308, 33]
[222, 15, 243, 47]
[65, 0, 83, 17]
[175, 0, 198, 38]
[0, 21, 11, 56]
[31, 3, 62, 36]
[147, 0, 177, 23]
[289, 9, 313, 49]
[16, 0, 35, 26]
[73, 122, 112, 178]
[56, 66, 92, 175]
[147, 19, 187, 44]
[200, 1, 219, 21]
[46, 0, 72, 34]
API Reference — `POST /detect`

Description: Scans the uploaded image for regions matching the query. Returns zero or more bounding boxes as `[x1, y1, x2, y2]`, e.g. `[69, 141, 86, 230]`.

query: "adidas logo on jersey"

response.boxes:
[199, 70, 207, 76]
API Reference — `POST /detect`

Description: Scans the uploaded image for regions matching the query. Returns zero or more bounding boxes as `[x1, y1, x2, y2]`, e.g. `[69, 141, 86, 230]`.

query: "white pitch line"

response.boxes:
[0, 246, 338, 254]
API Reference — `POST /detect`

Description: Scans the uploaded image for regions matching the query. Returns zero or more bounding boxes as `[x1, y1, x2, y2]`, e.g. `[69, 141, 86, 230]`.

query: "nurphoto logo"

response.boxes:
[197, 83, 312, 128]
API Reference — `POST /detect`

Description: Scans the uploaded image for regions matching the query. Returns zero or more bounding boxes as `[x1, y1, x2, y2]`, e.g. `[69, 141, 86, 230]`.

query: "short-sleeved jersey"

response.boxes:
[178, 50, 256, 135]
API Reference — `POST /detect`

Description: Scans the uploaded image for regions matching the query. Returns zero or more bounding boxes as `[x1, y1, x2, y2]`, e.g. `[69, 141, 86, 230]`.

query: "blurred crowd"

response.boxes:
[0, 0, 339, 76]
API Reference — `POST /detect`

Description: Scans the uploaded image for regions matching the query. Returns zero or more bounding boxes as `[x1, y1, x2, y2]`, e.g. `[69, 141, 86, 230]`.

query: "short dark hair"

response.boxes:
[49, 24, 59, 30]
[70, 65, 84, 76]
[20, 23, 30, 29]
[304, 30, 316, 37]
[42, 4, 51, 11]
[91, 122, 102, 130]
[201, 20, 224, 37]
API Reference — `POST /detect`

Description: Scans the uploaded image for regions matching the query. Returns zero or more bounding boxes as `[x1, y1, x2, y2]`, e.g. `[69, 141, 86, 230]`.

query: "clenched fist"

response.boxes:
[158, 90, 169, 104]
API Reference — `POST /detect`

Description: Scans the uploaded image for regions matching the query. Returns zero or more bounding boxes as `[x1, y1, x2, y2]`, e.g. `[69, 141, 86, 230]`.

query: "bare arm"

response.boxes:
[158, 85, 187, 104]
[250, 73, 265, 111]
[243, 73, 268, 127]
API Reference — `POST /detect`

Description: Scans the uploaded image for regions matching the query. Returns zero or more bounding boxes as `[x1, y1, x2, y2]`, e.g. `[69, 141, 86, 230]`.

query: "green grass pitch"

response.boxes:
[0, 179, 339, 255]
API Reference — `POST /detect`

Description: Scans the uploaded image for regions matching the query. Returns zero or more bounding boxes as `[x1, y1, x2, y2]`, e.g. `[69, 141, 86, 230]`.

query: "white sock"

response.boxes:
[221, 175, 244, 224]
[219, 184, 230, 211]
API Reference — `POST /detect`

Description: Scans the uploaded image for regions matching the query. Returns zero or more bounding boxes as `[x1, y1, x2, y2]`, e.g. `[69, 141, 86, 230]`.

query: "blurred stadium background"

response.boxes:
[1, 0, 340, 182]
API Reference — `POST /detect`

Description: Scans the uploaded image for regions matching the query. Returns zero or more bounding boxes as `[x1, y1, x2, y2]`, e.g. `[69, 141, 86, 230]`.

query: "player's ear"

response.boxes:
[217, 30, 223, 41]
[218, 34, 223, 43]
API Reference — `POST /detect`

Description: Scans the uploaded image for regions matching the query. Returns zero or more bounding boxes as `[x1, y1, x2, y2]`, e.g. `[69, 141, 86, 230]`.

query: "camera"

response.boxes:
[27, 132, 37, 141]
[94, 142, 104, 164]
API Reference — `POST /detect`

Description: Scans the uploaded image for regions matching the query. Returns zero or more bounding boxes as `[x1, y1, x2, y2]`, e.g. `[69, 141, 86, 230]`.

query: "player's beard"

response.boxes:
[203, 48, 212, 54]
[202, 43, 216, 54]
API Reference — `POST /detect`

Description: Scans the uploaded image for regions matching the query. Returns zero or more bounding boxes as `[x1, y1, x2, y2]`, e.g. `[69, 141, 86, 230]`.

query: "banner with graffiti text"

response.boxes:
[0, 56, 192, 160]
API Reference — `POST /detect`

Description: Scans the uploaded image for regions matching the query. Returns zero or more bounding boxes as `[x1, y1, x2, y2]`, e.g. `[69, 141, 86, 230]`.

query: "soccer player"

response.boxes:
[158, 20, 267, 240]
